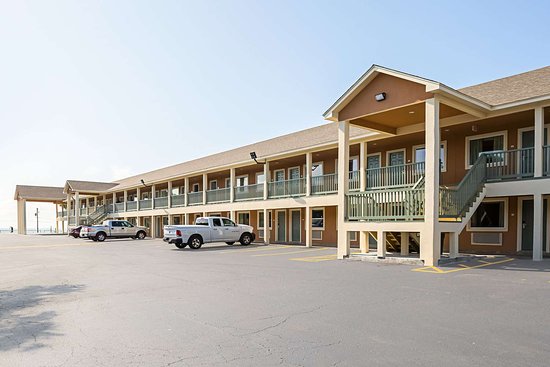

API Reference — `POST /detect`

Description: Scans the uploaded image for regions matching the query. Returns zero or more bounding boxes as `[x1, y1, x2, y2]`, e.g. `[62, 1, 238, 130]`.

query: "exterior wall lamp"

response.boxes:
[250, 152, 266, 165]
[375, 92, 386, 102]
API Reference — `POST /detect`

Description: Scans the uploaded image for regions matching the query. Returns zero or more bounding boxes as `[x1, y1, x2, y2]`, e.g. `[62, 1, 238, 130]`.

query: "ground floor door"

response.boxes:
[521, 199, 548, 251]
[290, 210, 301, 242]
[276, 210, 286, 242]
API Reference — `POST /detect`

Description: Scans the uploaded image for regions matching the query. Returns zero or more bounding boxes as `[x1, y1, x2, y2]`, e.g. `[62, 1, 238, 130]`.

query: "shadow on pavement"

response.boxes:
[0, 284, 85, 351]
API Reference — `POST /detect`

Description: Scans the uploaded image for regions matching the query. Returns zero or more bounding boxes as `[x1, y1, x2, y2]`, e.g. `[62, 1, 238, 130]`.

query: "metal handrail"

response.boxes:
[206, 188, 230, 203]
[234, 184, 264, 201]
[268, 178, 306, 198]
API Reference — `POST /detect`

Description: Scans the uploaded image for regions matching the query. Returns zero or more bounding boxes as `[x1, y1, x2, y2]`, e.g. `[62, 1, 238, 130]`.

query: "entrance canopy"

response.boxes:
[14, 185, 66, 203]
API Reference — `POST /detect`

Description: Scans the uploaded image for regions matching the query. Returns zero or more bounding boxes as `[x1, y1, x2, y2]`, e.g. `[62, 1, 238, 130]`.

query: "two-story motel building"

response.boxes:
[14, 65, 550, 265]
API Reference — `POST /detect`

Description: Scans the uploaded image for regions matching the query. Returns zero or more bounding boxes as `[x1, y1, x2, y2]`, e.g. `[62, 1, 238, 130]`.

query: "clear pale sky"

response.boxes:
[1, 0, 549, 230]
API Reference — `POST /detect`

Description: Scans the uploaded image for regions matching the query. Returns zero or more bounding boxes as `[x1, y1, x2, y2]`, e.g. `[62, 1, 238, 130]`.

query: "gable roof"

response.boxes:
[111, 123, 376, 191]
[458, 66, 550, 106]
[65, 180, 118, 194]
[14, 185, 65, 202]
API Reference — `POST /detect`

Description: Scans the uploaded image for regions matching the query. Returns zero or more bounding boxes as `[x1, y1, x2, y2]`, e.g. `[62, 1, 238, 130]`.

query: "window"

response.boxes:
[469, 200, 507, 230]
[192, 183, 200, 192]
[312, 162, 324, 177]
[212, 218, 222, 227]
[122, 221, 134, 227]
[256, 173, 265, 184]
[413, 142, 447, 172]
[349, 231, 357, 241]
[238, 212, 250, 225]
[209, 180, 218, 190]
[111, 221, 123, 227]
[141, 192, 150, 200]
[222, 218, 236, 227]
[225, 178, 231, 188]
[236, 175, 248, 187]
[196, 218, 208, 226]
[288, 167, 300, 179]
[258, 210, 272, 229]
[466, 132, 506, 167]
[312, 208, 324, 229]
[387, 150, 405, 166]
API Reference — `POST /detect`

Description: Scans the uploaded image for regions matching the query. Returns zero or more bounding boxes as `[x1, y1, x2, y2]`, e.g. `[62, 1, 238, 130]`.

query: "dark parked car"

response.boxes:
[70, 226, 84, 238]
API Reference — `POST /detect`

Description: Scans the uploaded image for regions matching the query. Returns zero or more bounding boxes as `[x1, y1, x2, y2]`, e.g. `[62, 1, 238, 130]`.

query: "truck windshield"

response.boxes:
[195, 218, 209, 226]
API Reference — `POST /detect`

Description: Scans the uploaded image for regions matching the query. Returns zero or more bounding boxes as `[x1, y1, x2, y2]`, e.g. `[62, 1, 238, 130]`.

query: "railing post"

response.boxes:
[535, 106, 544, 177]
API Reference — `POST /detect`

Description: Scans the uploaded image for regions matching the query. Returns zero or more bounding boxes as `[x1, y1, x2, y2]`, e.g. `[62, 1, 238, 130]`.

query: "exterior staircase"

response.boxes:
[84, 205, 112, 225]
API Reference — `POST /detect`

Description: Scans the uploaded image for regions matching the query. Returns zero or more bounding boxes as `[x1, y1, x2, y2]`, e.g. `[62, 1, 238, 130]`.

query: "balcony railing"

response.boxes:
[188, 191, 203, 206]
[139, 200, 152, 210]
[544, 145, 550, 176]
[268, 178, 306, 198]
[171, 194, 185, 207]
[154, 196, 169, 208]
[311, 173, 338, 195]
[346, 188, 425, 221]
[366, 162, 425, 189]
[484, 148, 534, 181]
[126, 201, 137, 211]
[206, 188, 230, 204]
[80, 208, 87, 216]
[234, 184, 264, 201]
[349, 171, 360, 191]
[114, 203, 125, 212]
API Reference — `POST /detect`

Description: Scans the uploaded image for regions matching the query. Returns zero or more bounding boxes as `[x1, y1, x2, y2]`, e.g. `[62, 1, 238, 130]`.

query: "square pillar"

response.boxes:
[151, 184, 156, 209]
[75, 192, 80, 225]
[123, 191, 128, 212]
[150, 215, 155, 238]
[263, 208, 270, 244]
[359, 231, 369, 253]
[534, 107, 544, 178]
[377, 230, 386, 258]
[533, 193, 544, 261]
[168, 181, 173, 208]
[230, 210, 236, 221]
[306, 152, 312, 196]
[360, 141, 367, 191]
[184, 177, 189, 206]
[337, 120, 350, 259]
[136, 188, 141, 211]
[263, 162, 270, 200]
[449, 232, 460, 258]
[202, 174, 207, 204]
[17, 198, 27, 234]
[421, 98, 441, 266]
[400, 232, 409, 256]
[305, 206, 312, 247]
[184, 213, 189, 225]
[66, 194, 72, 228]
[229, 168, 235, 202]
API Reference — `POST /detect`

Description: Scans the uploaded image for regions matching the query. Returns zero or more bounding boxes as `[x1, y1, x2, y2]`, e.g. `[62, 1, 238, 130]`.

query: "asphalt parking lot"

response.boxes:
[1, 234, 550, 367]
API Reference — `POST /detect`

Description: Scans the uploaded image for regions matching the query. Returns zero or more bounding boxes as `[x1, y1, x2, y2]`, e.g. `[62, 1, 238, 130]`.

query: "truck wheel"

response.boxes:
[96, 232, 106, 242]
[188, 235, 203, 249]
[91, 237, 98, 242]
[226, 242, 235, 245]
[239, 233, 252, 246]
[136, 231, 146, 240]
[175, 242, 187, 249]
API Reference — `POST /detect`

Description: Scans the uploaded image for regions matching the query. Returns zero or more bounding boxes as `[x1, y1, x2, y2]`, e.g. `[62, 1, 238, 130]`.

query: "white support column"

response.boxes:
[533, 193, 544, 261]
[305, 206, 312, 247]
[337, 120, 350, 259]
[66, 194, 72, 229]
[184, 212, 189, 225]
[85, 197, 89, 216]
[400, 232, 409, 256]
[102, 194, 106, 208]
[230, 210, 236, 221]
[75, 192, 80, 226]
[421, 98, 441, 266]
[55, 203, 59, 233]
[263, 162, 270, 200]
[151, 185, 156, 209]
[359, 231, 369, 253]
[150, 215, 156, 238]
[449, 232, 459, 258]
[534, 106, 544, 178]
[112, 193, 116, 213]
[123, 191, 128, 212]
[229, 168, 235, 203]
[136, 188, 141, 211]
[306, 152, 312, 196]
[202, 174, 207, 205]
[377, 230, 386, 258]
[184, 177, 189, 206]
[17, 198, 27, 234]
[360, 141, 367, 191]
[263, 208, 270, 244]
[167, 181, 173, 208]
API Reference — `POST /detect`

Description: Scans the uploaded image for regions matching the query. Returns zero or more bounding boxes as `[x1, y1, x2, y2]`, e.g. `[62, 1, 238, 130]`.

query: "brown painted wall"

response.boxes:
[339, 73, 433, 121]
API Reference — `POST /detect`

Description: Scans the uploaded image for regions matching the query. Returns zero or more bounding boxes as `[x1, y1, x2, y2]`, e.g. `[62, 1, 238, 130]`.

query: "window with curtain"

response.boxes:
[468, 134, 504, 165]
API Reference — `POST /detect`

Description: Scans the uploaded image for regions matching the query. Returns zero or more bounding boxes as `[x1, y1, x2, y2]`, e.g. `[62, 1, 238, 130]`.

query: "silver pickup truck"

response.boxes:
[163, 217, 255, 249]
[80, 220, 148, 242]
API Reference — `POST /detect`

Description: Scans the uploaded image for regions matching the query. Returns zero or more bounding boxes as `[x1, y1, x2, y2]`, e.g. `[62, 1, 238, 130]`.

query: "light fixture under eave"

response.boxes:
[374, 92, 386, 102]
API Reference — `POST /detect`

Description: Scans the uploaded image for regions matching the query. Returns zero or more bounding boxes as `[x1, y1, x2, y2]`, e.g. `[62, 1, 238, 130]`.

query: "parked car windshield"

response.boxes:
[195, 218, 209, 226]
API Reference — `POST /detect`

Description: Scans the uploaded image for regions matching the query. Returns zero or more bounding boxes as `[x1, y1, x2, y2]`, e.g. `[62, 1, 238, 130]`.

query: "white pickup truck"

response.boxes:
[80, 220, 148, 242]
[163, 217, 255, 249]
